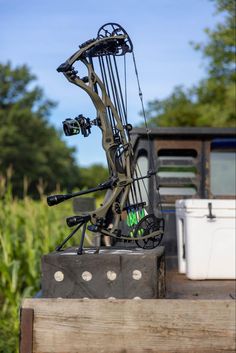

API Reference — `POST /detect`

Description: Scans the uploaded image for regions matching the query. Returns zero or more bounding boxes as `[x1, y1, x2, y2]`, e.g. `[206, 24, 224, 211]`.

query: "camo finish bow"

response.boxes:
[47, 23, 164, 253]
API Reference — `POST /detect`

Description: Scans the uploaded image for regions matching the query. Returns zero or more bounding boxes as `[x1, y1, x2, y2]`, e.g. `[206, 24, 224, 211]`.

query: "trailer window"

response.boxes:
[157, 149, 197, 196]
[210, 139, 236, 196]
[211, 151, 236, 196]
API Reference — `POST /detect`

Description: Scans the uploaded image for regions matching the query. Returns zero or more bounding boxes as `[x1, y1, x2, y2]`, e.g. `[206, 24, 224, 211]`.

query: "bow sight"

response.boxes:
[63, 115, 100, 137]
[48, 22, 164, 254]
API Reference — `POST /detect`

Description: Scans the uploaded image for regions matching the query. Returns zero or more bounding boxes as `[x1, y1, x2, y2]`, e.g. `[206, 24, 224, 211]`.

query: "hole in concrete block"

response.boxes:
[82, 271, 92, 281]
[54, 271, 64, 282]
[107, 270, 117, 281]
[132, 270, 142, 280]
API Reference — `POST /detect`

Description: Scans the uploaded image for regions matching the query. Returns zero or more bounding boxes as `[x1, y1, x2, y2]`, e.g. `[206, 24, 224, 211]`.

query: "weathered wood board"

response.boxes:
[21, 299, 236, 353]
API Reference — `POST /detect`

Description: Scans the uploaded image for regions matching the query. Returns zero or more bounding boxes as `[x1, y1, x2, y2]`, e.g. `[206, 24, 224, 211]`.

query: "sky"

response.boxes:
[1, 0, 221, 167]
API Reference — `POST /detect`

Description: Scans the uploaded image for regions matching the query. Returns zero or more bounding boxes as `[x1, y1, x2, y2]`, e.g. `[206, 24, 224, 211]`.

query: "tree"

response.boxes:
[0, 62, 80, 197]
[146, 0, 236, 127]
[196, 0, 235, 81]
[80, 164, 109, 189]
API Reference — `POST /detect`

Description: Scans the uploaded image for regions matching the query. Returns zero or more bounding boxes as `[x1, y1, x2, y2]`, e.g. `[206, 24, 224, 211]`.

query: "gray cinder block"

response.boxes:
[41, 247, 166, 299]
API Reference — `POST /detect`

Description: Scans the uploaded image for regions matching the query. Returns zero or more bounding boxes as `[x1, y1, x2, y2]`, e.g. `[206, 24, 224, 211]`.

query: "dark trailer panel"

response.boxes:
[130, 127, 236, 262]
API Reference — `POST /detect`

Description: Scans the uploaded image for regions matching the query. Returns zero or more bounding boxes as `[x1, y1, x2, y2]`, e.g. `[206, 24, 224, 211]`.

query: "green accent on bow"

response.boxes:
[127, 210, 138, 227]
[127, 208, 145, 237]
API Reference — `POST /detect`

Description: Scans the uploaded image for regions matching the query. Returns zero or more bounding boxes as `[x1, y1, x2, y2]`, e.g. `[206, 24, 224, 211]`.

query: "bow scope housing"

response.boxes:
[63, 114, 93, 137]
[63, 118, 80, 136]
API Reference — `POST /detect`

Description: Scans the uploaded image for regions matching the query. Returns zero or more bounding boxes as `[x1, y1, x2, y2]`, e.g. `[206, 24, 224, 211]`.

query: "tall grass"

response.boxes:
[0, 176, 79, 353]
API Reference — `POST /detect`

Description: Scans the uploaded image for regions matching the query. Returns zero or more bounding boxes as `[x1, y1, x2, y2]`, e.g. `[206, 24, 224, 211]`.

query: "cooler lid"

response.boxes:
[175, 199, 236, 210]
[176, 199, 236, 218]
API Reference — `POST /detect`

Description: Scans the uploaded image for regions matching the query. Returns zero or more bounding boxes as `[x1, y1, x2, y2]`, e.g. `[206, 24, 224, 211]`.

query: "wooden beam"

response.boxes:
[19, 308, 34, 353]
[21, 299, 235, 353]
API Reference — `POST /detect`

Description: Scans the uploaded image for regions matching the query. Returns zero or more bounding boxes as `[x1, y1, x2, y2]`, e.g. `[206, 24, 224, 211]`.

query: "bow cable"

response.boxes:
[97, 50, 145, 213]
[131, 51, 164, 217]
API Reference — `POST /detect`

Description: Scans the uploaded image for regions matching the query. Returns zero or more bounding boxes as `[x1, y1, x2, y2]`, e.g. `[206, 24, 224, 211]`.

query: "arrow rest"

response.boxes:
[49, 23, 164, 253]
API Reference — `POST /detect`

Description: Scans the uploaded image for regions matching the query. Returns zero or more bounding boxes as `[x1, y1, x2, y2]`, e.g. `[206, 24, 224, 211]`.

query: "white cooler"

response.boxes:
[175, 199, 187, 274]
[175, 199, 236, 280]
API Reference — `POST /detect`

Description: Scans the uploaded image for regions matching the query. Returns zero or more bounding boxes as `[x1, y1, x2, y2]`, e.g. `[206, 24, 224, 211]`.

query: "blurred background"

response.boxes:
[0, 0, 235, 351]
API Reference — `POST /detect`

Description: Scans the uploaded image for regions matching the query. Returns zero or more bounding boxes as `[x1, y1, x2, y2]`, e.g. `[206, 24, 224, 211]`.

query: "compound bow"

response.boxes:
[47, 23, 164, 254]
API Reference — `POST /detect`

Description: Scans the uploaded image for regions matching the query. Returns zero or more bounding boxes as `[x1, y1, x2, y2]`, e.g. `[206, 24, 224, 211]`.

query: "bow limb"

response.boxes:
[57, 33, 129, 74]
[68, 34, 128, 62]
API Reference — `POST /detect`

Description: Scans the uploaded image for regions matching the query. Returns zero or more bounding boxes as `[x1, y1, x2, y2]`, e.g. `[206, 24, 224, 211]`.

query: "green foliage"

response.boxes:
[195, 0, 235, 81]
[0, 174, 105, 353]
[0, 62, 80, 197]
[146, 86, 201, 127]
[0, 177, 73, 353]
[146, 0, 236, 127]
[80, 164, 109, 189]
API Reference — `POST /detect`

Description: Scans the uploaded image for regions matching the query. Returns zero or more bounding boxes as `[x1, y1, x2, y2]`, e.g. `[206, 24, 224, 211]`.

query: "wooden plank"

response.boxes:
[19, 308, 34, 353]
[166, 269, 236, 299]
[21, 299, 235, 353]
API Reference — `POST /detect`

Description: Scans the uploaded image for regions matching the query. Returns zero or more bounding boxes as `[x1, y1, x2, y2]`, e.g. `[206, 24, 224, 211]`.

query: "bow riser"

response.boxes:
[63, 58, 134, 181]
